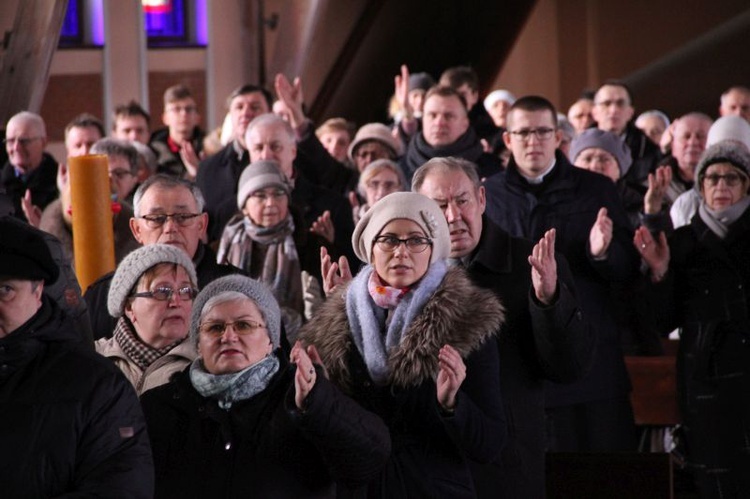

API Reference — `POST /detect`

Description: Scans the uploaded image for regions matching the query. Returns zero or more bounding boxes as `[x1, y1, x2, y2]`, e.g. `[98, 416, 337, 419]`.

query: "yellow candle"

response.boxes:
[69, 154, 116, 291]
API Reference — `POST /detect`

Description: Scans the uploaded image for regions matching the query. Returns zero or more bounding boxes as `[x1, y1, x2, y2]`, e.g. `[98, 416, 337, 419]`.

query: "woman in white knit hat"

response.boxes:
[300, 191, 507, 498]
[96, 243, 199, 395]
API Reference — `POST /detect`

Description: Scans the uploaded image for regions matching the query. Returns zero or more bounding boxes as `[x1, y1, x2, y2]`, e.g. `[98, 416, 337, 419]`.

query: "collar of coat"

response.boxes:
[300, 267, 504, 392]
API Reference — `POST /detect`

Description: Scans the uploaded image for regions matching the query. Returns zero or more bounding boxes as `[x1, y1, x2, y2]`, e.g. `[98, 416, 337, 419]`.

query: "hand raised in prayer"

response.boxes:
[320, 246, 352, 296]
[529, 228, 558, 305]
[274, 73, 306, 128]
[634, 226, 670, 282]
[310, 210, 335, 244]
[291, 341, 318, 410]
[436, 345, 466, 412]
[644, 165, 672, 215]
[589, 207, 613, 258]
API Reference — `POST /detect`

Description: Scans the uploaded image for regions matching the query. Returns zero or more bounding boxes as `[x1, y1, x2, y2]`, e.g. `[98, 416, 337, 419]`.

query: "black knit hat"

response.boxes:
[0, 216, 59, 284]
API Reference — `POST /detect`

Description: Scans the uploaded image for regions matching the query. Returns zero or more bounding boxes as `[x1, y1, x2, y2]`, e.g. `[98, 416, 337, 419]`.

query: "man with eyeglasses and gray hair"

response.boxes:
[2, 111, 58, 223]
[83, 174, 241, 340]
[484, 95, 641, 454]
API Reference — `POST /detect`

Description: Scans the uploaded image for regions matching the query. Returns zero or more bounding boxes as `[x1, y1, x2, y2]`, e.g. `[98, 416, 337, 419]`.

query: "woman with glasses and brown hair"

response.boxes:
[300, 191, 507, 498]
[636, 142, 750, 498]
[140, 274, 390, 498]
[96, 243, 199, 395]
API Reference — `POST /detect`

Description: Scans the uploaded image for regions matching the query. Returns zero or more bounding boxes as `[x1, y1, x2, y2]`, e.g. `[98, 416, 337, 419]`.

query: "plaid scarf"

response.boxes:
[113, 316, 183, 371]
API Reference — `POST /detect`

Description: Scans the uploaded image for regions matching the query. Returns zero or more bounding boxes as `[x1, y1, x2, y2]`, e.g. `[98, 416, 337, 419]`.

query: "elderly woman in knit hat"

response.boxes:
[635, 141, 750, 497]
[217, 160, 323, 341]
[140, 274, 390, 498]
[96, 243, 199, 395]
[300, 191, 506, 498]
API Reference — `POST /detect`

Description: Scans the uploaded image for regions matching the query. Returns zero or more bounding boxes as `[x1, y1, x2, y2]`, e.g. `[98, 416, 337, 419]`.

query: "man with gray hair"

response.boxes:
[83, 174, 240, 339]
[2, 111, 58, 223]
[91, 137, 140, 204]
[412, 156, 592, 499]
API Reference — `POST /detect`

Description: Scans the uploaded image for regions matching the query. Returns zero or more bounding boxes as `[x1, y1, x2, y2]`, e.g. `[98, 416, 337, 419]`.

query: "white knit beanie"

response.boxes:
[351, 191, 450, 264]
[189, 275, 281, 349]
[706, 115, 750, 150]
[107, 244, 197, 317]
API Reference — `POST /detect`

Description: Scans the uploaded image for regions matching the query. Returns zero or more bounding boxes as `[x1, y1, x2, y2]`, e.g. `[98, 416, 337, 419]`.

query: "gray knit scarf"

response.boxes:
[217, 214, 303, 315]
[698, 197, 750, 239]
[189, 354, 280, 410]
[345, 260, 448, 385]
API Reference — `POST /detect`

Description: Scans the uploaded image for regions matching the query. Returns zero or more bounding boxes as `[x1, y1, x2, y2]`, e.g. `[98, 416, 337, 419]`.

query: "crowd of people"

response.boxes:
[1, 63, 749, 498]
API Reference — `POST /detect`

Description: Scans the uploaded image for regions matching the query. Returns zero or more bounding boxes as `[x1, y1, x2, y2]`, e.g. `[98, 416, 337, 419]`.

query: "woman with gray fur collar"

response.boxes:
[300, 191, 507, 498]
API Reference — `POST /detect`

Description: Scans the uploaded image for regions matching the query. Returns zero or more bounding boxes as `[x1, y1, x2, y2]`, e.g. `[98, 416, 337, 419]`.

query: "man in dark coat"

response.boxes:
[0, 216, 153, 497]
[401, 86, 503, 182]
[413, 156, 594, 498]
[196, 84, 273, 243]
[2, 111, 58, 223]
[83, 174, 241, 339]
[484, 96, 641, 452]
[591, 81, 662, 189]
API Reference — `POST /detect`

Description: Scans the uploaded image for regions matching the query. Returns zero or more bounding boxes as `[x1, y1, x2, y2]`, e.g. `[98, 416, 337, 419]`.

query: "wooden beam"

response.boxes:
[0, 0, 67, 123]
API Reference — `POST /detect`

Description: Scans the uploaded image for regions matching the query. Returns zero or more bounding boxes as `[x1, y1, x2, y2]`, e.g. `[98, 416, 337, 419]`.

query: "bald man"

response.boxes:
[1, 112, 58, 223]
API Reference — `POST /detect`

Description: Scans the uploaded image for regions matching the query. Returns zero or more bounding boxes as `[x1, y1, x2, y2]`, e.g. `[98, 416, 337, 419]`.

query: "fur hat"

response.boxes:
[706, 115, 750, 150]
[347, 123, 404, 163]
[694, 142, 750, 193]
[108, 244, 197, 318]
[483, 89, 516, 111]
[236, 160, 291, 210]
[189, 275, 281, 349]
[351, 191, 450, 264]
[0, 215, 59, 284]
[569, 128, 633, 177]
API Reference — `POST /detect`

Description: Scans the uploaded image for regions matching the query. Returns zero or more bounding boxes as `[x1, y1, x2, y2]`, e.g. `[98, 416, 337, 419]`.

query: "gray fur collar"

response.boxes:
[300, 267, 504, 392]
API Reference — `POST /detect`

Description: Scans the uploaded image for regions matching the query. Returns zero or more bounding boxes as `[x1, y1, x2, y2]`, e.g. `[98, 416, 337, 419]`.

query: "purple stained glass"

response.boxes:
[145, 0, 186, 40]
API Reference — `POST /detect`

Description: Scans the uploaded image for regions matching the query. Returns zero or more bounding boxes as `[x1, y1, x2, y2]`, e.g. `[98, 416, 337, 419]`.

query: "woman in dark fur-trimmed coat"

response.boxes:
[300, 192, 506, 498]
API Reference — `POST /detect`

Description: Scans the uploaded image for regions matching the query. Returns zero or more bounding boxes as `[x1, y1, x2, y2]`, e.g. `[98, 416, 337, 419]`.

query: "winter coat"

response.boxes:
[300, 267, 507, 498]
[484, 151, 640, 411]
[140, 354, 391, 499]
[0, 298, 153, 497]
[1, 152, 58, 224]
[95, 318, 198, 395]
[649, 207, 750, 497]
[150, 126, 205, 178]
[84, 243, 241, 340]
[467, 219, 594, 499]
[196, 141, 249, 243]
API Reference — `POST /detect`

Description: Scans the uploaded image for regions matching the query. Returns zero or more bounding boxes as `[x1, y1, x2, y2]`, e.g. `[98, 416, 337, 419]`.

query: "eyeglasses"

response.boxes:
[373, 235, 432, 253]
[508, 127, 555, 142]
[199, 319, 266, 336]
[131, 286, 198, 302]
[3, 136, 42, 147]
[166, 105, 197, 114]
[248, 189, 287, 202]
[365, 180, 399, 191]
[139, 213, 201, 228]
[703, 172, 747, 187]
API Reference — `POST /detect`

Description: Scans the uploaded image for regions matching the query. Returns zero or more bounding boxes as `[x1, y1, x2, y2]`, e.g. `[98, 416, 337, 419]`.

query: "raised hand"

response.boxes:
[290, 341, 317, 410]
[528, 228, 558, 305]
[180, 140, 200, 179]
[320, 246, 352, 296]
[634, 225, 670, 282]
[589, 207, 613, 258]
[643, 165, 672, 214]
[21, 189, 42, 227]
[436, 345, 466, 411]
[274, 73, 305, 128]
[310, 210, 335, 244]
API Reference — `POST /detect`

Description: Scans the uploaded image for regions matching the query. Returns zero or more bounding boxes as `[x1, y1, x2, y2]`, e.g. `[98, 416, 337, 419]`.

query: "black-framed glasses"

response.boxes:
[199, 320, 266, 336]
[131, 286, 198, 302]
[703, 172, 747, 187]
[139, 213, 201, 228]
[508, 127, 555, 141]
[373, 235, 432, 253]
[109, 169, 135, 180]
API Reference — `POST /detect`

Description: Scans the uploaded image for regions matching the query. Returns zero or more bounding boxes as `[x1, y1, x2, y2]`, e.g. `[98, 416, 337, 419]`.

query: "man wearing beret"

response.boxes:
[0, 216, 153, 497]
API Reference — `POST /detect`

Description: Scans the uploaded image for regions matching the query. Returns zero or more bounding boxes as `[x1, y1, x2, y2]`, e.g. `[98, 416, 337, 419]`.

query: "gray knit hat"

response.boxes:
[236, 160, 291, 210]
[352, 191, 450, 264]
[569, 128, 633, 177]
[108, 244, 198, 318]
[694, 142, 750, 193]
[347, 123, 404, 163]
[189, 275, 281, 349]
[408, 72, 435, 92]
